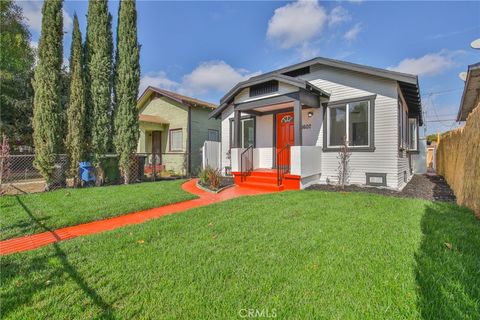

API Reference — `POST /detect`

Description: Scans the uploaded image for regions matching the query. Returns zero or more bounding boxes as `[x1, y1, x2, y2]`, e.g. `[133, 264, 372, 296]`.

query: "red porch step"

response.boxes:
[237, 170, 284, 191]
[233, 169, 300, 191]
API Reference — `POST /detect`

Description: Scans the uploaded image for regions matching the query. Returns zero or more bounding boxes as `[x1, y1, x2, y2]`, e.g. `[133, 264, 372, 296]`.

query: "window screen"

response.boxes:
[207, 129, 219, 142]
[169, 129, 183, 151]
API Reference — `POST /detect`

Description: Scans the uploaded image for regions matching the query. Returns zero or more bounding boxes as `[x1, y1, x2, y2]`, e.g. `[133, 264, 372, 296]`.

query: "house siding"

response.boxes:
[219, 63, 412, 189]
[190, 106, 221, 174]
[306, 65, 401, 189]
[137, 96, 188, 174]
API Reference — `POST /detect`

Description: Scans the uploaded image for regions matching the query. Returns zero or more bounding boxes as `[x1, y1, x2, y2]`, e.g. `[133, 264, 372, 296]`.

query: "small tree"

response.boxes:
[32, 0, 64, 190]
[113, 0, 140, 184]
[65, 14, 86, 187]
[337, 136, 351, 190]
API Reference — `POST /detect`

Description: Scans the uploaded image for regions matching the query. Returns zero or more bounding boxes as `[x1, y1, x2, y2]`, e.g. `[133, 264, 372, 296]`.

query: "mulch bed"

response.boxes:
[306, 174, 456, 202]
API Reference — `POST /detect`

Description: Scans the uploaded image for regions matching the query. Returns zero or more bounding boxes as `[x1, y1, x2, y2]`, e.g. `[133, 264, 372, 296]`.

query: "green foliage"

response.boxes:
[85, 0, 113, 165]
[199, 166, 221, 190]
[113, 0, 140, 183]
[0, 0, 35, 149]
[32, 0, 64, 186]
[65, 15, 86, 182]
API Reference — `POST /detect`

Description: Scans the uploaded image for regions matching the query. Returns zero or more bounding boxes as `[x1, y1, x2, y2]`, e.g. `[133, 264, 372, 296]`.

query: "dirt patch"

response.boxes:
[307, 174, 456, 202]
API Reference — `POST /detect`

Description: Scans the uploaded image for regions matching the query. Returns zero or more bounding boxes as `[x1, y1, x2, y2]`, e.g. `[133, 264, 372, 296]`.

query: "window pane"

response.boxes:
[409, 119, 417, 150]
[242, 119, 254, 147]
[170, 130, 182, 151]
[349, 101, 369, 146]
[208, 129, 219, 142]
[329, 106, 346, 146]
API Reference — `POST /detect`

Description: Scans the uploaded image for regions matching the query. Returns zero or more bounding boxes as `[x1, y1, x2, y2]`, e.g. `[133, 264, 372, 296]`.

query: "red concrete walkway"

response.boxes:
[0, 179, 274, 255]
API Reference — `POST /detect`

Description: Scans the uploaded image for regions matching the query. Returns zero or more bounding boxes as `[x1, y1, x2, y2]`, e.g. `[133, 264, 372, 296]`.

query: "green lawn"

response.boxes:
[1, 191, 479, 319]
[0, 180, 196, 240]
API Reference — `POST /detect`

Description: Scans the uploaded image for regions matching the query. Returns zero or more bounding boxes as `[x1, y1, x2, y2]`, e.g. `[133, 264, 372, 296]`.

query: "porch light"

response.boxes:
[308, 112, 314, 118]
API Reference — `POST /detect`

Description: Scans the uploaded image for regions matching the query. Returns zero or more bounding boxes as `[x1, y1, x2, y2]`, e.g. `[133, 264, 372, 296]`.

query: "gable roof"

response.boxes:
[138, 86, 217, 110]
[210, 56, 422, 124]
[209, 74, 330, 119]
[457, 62, 480, 121]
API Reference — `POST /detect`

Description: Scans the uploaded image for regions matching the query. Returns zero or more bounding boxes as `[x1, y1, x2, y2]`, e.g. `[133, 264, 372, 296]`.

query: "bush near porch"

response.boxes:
[1, 191, 478, 319]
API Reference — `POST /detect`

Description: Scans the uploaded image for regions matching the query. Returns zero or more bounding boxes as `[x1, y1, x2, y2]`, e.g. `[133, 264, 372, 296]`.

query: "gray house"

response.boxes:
[210, 57, 423, 190]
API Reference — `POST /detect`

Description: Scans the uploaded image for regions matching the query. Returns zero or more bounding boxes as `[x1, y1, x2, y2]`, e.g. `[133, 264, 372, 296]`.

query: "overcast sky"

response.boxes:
[18, 0, 480, 135]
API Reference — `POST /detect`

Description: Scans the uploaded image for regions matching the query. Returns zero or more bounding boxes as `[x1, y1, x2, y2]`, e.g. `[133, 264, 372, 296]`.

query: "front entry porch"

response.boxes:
[229, 88, 327, 190]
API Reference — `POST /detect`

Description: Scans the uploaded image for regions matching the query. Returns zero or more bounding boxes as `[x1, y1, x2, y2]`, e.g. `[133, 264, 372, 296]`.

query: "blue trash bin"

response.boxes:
[79, 162, 96, 185]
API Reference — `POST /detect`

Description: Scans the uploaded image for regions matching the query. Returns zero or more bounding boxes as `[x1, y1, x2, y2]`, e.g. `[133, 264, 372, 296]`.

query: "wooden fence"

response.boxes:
[436, 105, 480, 216]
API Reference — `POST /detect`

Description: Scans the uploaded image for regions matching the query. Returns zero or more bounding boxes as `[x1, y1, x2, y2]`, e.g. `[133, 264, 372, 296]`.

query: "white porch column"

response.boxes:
[294, 100, 302, 146]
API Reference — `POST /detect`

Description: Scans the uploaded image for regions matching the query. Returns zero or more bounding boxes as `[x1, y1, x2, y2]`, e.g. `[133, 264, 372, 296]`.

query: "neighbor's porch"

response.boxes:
[137, 114, 188, 176]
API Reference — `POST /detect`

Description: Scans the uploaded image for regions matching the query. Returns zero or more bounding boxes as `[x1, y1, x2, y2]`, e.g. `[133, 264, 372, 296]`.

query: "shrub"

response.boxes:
[199, 166, 222, 190]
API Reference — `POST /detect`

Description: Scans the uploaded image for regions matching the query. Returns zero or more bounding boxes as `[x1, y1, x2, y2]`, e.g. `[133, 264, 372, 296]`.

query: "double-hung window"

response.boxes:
[408, 118, 418, 151]
[169, 129, 183, 152]
[326, 97, 373, 149]
[229, 117, 255, 149]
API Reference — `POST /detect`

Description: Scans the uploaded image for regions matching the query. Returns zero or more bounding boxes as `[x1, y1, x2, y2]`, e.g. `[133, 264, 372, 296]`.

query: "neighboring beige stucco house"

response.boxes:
[137, 87, 219, 175]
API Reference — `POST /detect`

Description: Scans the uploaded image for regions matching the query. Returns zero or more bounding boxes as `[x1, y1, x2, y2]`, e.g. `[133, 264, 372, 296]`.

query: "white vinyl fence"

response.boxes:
[201, 141, 221, 170]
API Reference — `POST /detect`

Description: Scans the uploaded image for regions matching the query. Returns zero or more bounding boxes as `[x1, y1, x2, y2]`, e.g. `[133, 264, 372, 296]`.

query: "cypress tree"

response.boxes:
[32, 0, 64, 189]
[85, 0, 113, 184]
[114, 0, 140, 184]
[65, 14, 86, 186]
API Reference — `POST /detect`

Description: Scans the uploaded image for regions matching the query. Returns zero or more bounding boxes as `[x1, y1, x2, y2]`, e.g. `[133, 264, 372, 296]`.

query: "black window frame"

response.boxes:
[229, 116, 256, 149]
[322, 95, 376, 152]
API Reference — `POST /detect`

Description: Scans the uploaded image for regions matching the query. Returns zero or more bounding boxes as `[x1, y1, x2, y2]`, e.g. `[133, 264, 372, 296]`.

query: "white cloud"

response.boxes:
[344, 23, 362, 42]
[180, 61, 260, 96]
[267, 0, 327, 49]
[388, 51, 459, 76]
[18, 1, 73, 33]
[298, 42, 320, 60]
[139, 71, 180, 95]
[139, 61, 260, 98]
[328, 6, 351, 27]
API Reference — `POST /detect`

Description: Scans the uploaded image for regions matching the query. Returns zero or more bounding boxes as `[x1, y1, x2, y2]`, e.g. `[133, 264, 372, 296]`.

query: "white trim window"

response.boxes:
[327, 100, 370, 147]
[408, 118, 418, 151]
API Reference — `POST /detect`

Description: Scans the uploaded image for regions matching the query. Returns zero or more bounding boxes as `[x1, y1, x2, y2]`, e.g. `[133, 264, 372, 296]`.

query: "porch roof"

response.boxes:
[209, 74, 330, 119]
[139, 114, 169, 125]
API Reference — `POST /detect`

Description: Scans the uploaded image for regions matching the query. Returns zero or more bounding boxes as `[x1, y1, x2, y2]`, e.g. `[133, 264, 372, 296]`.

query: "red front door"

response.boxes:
[276, 112, 295, 167]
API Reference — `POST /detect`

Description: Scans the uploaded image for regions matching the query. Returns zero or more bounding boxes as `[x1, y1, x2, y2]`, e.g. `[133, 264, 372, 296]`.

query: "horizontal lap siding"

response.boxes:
[307, 65, 400, 189]
[397, 89, 412, 189]
[233, 83, 298, 104]
[191, 107, 221, 174]
[220, 105, 234, 174]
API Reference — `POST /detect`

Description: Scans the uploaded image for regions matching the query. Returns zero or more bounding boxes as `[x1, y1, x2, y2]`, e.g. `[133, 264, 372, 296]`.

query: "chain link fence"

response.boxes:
[0, 153, 189, 195]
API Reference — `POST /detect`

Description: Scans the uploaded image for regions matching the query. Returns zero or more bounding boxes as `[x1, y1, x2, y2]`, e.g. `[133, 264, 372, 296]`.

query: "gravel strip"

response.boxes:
[306, 174, 456, 202]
